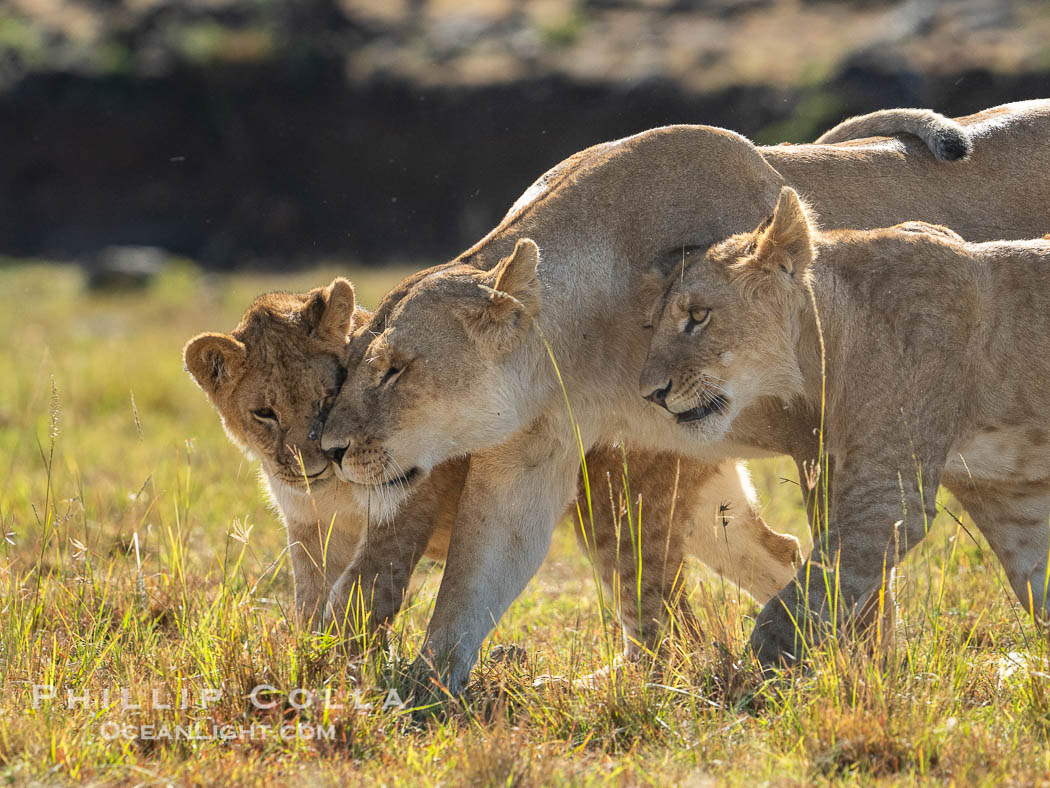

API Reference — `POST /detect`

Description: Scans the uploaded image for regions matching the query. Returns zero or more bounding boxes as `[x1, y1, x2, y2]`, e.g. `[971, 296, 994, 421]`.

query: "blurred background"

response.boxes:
[2, 0, 1049, 274]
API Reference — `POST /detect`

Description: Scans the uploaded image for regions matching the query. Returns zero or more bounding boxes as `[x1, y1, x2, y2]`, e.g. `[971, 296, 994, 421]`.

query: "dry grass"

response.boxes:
[4, 259, 1050, 785]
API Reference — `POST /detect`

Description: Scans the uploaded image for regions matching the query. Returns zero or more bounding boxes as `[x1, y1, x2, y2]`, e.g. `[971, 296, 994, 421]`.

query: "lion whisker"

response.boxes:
[699, 372, 730, 386]
[388, 455, 413, 501]
[692, 380, 728, 405]
[385, 455, 406, 501]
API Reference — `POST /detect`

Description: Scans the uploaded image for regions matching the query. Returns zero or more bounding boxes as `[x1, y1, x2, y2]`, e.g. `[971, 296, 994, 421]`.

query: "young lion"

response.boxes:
[184, 280, 801, 654]
[184, 280, 462, 632]
[641, 186, 1050, 668]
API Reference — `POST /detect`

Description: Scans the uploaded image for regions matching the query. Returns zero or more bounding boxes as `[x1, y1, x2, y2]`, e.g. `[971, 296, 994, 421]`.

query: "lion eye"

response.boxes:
[684, 308, 712, 333]
[310, 395, 336, 441]
[380, 365, 404, 387]
[252, 407, 279, 424]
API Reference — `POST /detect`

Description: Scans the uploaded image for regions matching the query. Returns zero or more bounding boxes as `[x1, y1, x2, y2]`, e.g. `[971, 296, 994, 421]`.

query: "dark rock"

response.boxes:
[85, 245, 168, 291]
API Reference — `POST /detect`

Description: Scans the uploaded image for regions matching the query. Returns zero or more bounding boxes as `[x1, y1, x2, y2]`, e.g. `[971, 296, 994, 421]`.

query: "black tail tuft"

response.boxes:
[933, 129, 973, 161]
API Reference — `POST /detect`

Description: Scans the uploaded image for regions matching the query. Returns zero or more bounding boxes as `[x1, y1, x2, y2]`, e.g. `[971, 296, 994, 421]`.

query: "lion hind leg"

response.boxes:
[682, 461, 802, 604]
[953, 485, 1050, 620]
[572, 502, 695, 660]
[575, 454, 800, 658]
[575, 448, 702, 660]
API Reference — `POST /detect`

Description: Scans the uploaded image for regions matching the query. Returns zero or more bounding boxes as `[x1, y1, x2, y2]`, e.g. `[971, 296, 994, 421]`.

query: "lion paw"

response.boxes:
[487, 644, 528, 666]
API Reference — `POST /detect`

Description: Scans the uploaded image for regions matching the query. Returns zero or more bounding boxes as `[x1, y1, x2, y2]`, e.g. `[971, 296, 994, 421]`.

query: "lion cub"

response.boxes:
[642, 186, 1050, 668]
[184, 280, 462, 633]
[185, 279, 802, 657]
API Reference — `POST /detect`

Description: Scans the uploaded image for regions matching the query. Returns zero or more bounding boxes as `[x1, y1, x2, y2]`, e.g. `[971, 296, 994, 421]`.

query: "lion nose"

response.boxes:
[324, 445, 347, 465]
[644, 380, 673, 410]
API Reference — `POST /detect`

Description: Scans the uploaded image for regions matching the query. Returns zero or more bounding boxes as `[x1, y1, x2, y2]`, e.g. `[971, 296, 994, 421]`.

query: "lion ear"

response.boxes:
[184, 333, 247, 396]
[752, 187, 814, 278]
[316, 277, 357, 343]
[486, 238, 542, 309]
[458, 238, 542, 356]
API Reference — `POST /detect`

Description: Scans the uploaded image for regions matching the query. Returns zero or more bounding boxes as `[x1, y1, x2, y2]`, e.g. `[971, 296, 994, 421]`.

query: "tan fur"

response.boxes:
[184, 282, 456, 631]
[317, 100, 1050, 692]
[576, 449, 801, 657]
[643, 186, 1050, 668]
[815, 108, 972, 161]
[186, 284, 801, 651]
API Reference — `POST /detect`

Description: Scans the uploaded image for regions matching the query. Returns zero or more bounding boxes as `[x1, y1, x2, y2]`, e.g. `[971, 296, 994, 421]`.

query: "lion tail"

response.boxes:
[815, 108, 972, 162]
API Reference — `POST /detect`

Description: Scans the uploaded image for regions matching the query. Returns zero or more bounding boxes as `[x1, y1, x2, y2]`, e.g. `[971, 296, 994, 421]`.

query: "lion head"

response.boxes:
[640, 187, 815, 443]
[319, 239, 542, 489]
[184, 278, 358, 491]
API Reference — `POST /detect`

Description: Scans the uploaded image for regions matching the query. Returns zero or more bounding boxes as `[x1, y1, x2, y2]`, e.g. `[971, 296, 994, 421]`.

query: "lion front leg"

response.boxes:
[749, 455, 940, 670]
[286, 517, 361, 631]
[417, 433, 580, 695]
[795, 452, 899, 654]
[326, 487, 443, 641]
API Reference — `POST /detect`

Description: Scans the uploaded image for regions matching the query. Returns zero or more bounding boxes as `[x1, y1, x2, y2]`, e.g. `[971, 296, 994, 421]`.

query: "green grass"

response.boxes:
[4, 260, 1050, 785]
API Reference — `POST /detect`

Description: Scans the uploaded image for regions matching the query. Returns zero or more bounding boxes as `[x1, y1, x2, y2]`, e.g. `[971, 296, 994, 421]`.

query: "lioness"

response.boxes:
[641, 185, 1050, 667]
[184, 281, 802, 652]
[316, 99, 1050, 692]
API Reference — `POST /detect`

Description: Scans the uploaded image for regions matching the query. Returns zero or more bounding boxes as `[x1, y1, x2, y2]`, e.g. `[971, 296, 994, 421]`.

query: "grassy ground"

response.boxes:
[4, 260, 1050, 785]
